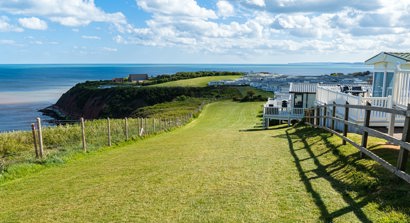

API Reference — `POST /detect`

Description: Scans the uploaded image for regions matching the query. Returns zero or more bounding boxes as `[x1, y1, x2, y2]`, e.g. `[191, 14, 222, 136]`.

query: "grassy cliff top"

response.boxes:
[151, 75, 242, 87]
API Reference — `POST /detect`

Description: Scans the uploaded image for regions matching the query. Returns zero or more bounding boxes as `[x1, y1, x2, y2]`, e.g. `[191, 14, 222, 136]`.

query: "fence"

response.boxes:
[263, 107, 305, 119]
[0, 114, 194, 171]
[315, 85, 402, 126]
[304, 102, 410, 183]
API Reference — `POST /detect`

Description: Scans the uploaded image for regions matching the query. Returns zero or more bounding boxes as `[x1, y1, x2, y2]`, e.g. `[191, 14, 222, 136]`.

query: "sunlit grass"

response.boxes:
[0, 101, 408, 222]
[152, 75, 241, 87]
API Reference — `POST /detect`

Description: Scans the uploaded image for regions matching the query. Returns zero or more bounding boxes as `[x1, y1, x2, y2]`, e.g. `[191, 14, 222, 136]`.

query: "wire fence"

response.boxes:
[0, 114, 195, 172]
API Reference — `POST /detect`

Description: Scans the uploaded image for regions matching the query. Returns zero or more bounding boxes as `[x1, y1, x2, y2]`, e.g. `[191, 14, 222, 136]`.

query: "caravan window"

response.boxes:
[385, 72, 394, 96]
[373, 72, 384, 97]
[294, 93, 303, 108]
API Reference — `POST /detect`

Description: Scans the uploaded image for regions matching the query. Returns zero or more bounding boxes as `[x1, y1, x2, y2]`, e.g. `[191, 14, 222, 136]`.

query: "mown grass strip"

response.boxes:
[0, 101, 409, 222]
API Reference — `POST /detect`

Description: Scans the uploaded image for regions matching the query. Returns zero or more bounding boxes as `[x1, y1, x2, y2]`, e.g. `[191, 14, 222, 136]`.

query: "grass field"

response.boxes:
[0, 102, 409, 222]
[152, 75, 241, 87]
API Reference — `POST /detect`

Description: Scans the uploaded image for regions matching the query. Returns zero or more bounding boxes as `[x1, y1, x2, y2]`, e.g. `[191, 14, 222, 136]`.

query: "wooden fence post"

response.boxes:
[36, 117, 44, 158]
[107, 118, 112, 147]
[343, 101, 349, 145]
[315, 106, 320, 127]
[331, 102, 336, 135]
[31, 123, 39, 158]
[144, 118, 147, 134]
[138, 117, 141, 135]
[125, 117, 129, 141]
[360, 102, 371, 158]
[153, 118, 156, 133]
[388, 106, 396, 137]
[81, 117, 87, 152]
[323, 103, 327, 128]
[397, 104, 410, 171]
[139, 118, 144, 137]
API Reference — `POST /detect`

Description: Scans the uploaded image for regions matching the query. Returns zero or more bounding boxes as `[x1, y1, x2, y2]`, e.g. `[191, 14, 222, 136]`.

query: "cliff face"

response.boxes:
[53, 83, 209, 119]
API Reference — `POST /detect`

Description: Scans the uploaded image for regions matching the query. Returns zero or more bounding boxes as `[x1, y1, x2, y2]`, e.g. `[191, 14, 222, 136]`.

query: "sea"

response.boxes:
[0, 63, 372, 132]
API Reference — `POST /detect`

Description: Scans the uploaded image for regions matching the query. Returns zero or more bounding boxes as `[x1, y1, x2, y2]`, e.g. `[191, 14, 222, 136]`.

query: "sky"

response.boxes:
[0, 0, 409, 64]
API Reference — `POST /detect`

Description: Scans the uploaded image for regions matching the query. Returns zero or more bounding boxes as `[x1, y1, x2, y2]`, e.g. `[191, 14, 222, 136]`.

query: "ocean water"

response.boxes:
[0, 63, 371, 132]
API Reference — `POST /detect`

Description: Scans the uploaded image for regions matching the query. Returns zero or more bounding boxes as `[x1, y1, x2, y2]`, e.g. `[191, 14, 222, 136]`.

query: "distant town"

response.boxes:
[208, 71, 371, 95]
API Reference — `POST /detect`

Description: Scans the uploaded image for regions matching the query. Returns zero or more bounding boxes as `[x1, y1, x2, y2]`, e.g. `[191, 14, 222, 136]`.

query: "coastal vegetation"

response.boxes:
[142, 71, 245, 86]
[131, 96, 206, 119]
[1, 102, 408, 222]
[53, 73, 270, 120]
[151, 75, 241, 87]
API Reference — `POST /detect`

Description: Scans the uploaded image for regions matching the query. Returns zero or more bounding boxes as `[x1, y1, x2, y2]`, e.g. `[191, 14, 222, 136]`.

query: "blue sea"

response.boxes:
[0, 63, 371, 132]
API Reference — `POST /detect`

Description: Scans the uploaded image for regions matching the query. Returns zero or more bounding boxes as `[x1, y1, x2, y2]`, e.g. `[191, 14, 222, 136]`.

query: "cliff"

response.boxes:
[48, 81, 240, 119]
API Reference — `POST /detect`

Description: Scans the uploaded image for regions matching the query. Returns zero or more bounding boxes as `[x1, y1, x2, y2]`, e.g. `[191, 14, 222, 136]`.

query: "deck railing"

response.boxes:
[263, 107, 305, 118]
[304, 102, 410, 183]
[316, 85, 400, 126]
[393, 70, 410, 109]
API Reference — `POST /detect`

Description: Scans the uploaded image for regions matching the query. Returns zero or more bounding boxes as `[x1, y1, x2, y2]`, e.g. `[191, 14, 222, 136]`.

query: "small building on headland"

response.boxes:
[128, 74, 148, 83]
[112, 78, 125, 83]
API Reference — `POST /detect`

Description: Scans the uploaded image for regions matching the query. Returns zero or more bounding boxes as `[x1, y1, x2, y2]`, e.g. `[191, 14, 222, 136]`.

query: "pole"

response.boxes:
[81, 117, 87, 152]
[343, 101, 349, 145]
[107, 118, 112, 147]
[125, 117, 129, 140]
[398, 104, 410, 171]
[36, 117, 44, 158]
[31, 123, 39, 158]
[331, 102, 336, 134]
[360, 102, 371, 158]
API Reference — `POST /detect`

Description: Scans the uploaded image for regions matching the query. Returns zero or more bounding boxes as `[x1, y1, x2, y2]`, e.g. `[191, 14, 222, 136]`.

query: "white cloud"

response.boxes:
[18, 17, 47, 30]
[247, 0, 265, 7]
[0, 16, 23, 32]
[82, 35, 101, 40]
[0, 39, 16, 45]
[30, 40, 43, 45]
[217, 1, 235, 18]
[114, 0, 410, 60]
[137, 0, 217, 19]
[102, 47, 118, 52]
[0, 0, 127, 27]
[244, 0, 380, 13]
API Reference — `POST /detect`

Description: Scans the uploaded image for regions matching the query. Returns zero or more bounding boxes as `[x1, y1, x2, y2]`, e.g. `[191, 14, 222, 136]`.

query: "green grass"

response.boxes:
[152, 75, 241, 87]
[0, 102, 409, 222]
[236, 86, 274, 98]
[0, 116, 190, 183]
[131, 97, 206, 119]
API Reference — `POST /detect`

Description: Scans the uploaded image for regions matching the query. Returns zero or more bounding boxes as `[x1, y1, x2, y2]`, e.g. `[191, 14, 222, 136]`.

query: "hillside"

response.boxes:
[50, 75, 271, 120]
[152, 75, 241, 87]
[1, 101, 409, 222]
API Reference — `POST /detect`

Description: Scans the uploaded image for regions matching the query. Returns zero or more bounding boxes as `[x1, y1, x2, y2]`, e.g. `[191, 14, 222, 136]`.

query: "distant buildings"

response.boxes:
[112, 78, 125, 83]
[128, 74, 149, 83]
[262, 52, 410, 130]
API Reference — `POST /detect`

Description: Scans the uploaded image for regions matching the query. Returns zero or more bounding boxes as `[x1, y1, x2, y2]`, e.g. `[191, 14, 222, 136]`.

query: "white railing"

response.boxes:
[393, 70, 410, 108]
[316, 85, 404, 126]
[263, 107, 305, 119]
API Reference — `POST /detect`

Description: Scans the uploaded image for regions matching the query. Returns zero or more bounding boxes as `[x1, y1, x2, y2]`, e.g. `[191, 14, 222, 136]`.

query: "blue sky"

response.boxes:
[0, 0, 409, 64]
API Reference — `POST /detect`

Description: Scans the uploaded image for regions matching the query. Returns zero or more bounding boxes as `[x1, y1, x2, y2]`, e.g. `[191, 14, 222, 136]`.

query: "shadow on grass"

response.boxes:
[240, 124, 290, 132]
[275, 125, 410, 222]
